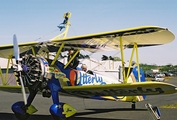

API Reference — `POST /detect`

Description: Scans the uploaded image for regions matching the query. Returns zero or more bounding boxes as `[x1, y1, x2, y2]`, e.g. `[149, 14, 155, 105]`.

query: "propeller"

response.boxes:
[13, 34, 27, 105]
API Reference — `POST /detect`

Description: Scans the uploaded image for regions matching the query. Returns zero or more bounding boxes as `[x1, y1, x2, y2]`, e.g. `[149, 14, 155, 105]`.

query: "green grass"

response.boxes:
[145, 77, 151, 81]
[161, 103, 177, 108]
[145, 77, 172, 81]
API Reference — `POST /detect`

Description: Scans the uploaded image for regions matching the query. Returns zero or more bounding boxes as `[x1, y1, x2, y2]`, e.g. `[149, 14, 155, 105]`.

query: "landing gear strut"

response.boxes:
[12, 54, 77, 120]
[131, 102, 136, 110]
[12, 101, 30, 120]
[12, 88, 38, 120]
[12, 54, 50, 120]
[48, 76, 77, 120]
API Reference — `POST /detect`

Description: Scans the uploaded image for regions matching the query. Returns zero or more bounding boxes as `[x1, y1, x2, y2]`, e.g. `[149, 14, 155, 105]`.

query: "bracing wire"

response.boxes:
[34, 29, 59, 41]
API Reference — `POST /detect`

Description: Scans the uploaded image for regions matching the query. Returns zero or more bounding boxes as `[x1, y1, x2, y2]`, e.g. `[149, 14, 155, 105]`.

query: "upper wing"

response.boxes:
[0, 26, 175, 58]
[51, 26, 175, 52]
[0, 41, 39, 58]
[61, 82, 177, 97]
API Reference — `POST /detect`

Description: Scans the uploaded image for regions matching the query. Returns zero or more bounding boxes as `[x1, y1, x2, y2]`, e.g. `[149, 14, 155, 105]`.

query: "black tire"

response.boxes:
[131, 103, 136, 110]
[52, 115, 68, 120]
[14, 112, 30, 120]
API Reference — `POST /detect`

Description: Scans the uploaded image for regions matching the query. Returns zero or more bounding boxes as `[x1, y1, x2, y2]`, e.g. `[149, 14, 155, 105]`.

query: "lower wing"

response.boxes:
[1, 82, 176, 97]
[0, 86, 28, 93]
[62, 82, 177, 97]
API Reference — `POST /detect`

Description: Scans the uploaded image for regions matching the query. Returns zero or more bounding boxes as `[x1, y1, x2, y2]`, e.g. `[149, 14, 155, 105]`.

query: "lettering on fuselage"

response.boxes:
[70, 87, 164, 96]
[78, 72, 106, 85]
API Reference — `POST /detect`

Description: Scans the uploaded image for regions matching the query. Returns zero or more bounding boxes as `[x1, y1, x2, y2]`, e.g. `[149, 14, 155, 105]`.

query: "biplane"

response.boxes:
[0, 12, 176, 120]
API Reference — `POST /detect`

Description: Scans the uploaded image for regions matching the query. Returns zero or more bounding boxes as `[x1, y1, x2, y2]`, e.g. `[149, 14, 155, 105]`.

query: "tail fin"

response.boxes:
[123, 66, 146, 102]
[132, 66, 146, 82]
[127, 66, 146, 83]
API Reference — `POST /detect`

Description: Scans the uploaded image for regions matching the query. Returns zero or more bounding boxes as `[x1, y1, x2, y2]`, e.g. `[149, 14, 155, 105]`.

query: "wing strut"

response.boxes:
[64, 49, 80, 69]
[124, 43, 141, 83]
[0, 67, 6, 85]
[135, 43, 141, 82]
[51, 42, 65, 66]
[31, 46, 36, 57]
[0, 55, 14, 86]
[120, 36, 141, 83]
[119, 36, 126, 83]
[126, 44, 135, 81]
[5, 55, 13, 83]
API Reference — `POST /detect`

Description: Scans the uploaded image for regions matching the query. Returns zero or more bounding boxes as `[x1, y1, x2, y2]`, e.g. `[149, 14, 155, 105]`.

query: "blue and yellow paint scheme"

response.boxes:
[0, 12, 176, 120]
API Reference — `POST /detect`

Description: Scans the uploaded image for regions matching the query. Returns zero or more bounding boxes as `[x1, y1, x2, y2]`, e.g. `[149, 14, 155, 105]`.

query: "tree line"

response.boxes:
[101, 55, 177, 74]
[60, 53, 177, 75]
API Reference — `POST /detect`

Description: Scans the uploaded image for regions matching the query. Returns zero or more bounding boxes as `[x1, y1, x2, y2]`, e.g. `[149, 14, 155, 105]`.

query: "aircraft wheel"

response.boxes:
[132, 102, 136, 110]
[52, 115, 68, 120]
[14, 112, 30, 120]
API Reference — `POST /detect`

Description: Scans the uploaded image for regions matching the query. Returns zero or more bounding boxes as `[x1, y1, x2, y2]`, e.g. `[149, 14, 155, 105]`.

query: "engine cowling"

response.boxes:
[15, 54, 50, 90]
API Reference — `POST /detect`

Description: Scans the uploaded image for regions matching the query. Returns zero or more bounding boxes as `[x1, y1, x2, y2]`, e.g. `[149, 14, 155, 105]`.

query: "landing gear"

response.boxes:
[12, 54, 76, 120]
[12, 101, 30, 120]
[131, 102, 136, 110]
[50, 103, 76, 120]
[12, 88, 38, 120]
[12, 54, 50, 120]
[48, 76, 76, 120]
[52, 115, 68, 120]
[14, 112, 30, 120]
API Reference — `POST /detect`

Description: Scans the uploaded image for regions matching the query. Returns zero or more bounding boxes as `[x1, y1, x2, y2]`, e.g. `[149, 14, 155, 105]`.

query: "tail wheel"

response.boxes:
[14, 112, 30, 120]
[132, 102, 136, 110]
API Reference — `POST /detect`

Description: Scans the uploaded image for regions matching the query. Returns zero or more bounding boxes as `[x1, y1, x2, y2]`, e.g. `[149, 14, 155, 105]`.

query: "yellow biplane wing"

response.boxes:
[0, 82, 176, 96]
[50, 26, 175, 52]
[58, 82, 177, 97]
[0, 26, 175, 59]
[0, 86, 25, 93]
[0, 41, 39, 58]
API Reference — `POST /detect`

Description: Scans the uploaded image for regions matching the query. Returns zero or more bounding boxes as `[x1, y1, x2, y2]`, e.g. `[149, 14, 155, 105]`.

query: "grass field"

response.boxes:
[161, 103, 177, 108]
[145, 77, 172, 81]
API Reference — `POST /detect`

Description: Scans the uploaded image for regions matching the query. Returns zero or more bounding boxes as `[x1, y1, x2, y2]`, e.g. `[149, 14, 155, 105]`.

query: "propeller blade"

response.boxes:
[13, 34, 20, 61]
[13, 34, 27, 105]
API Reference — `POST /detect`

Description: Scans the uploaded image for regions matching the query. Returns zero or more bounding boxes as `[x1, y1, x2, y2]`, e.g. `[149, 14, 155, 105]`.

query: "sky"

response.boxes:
[0, 0, 177, 65]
